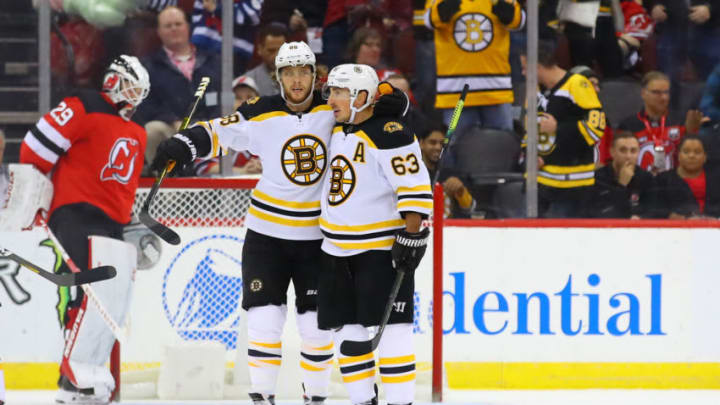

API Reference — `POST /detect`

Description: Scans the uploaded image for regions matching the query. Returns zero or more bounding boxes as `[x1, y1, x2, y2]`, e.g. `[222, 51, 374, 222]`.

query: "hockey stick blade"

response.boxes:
[340, 270, 406, 356]
[0, 247, 117, 286]
[139, 205, 180, 245]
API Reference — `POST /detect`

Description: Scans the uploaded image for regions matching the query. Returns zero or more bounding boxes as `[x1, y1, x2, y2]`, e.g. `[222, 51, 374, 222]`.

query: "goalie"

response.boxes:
[19, 55, 149, 404]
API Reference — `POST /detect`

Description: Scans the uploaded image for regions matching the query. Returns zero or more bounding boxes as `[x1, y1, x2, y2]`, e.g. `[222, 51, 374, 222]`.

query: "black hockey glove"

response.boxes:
[392, 227, 430, 273]
[492, 0, 515, 25]
[374, 82, 410, 119]
[437, 0, 461, 22]
[150, 131, 197, 174]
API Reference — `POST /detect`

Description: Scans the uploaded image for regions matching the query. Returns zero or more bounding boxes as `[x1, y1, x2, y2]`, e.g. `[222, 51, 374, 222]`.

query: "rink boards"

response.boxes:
[1, 224, 719, 389]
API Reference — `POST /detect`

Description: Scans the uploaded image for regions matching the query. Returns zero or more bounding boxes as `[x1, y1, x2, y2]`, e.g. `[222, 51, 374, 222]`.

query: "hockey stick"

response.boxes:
[37, 215, 128, 343]
[432, 83, 470, 186]
[139, 76, 211, 245]
[340, 85, 470, 357]
[0, 246, 116, 286]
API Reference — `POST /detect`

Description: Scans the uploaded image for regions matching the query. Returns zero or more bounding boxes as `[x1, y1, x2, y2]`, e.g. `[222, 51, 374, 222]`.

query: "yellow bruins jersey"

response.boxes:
[321, 117, 432, 257]
[195, 92, 334, 240]
[426, 0, 525, 108]
[525, 73, 605, 189]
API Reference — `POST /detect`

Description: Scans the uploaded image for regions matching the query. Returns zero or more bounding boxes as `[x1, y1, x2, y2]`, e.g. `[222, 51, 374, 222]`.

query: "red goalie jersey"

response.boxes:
[20, 90, 146, 224]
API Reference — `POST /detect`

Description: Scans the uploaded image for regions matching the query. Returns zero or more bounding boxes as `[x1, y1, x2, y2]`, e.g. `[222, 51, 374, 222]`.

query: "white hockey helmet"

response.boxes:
[323, 63, 379, 123]
[102, 55, 150, 113]
[275, 41, 316, 106]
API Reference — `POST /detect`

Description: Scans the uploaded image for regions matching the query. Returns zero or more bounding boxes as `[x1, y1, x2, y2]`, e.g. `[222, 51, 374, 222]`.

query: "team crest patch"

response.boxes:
[250, 278, 263, 292]
[245, 96, 260, 105]
[384, 121, 404, 133]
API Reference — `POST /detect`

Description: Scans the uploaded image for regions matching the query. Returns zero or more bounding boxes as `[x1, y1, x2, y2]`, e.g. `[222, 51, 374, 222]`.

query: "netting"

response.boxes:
[131, 187, 254, 227]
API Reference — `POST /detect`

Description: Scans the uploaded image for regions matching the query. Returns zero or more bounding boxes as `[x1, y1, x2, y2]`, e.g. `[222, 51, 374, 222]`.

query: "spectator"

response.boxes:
[244, 22, 288, 96]
[260, 2, 328, 52]
[569, 65, 614, 165]
[345, 27, 401, 81]
[588, 131, 655, 218]
[700, 62, 720, 125]
[520, 41, 605, 218]
[384, 73, 428, 135]
[412, 0, 436, 112]
[418, 123, 475, 218]
[232, 75, 260, 110]
[190, 0, 263, 74]
[426, 0, 525, 132]
[649, 0, 720, 81]
[557, 0, 600, 68]
[600, 71, 705, 174]
[134, 6, 221, 174]
[655, 136, 720, 218]
[193, 150, 262, 176]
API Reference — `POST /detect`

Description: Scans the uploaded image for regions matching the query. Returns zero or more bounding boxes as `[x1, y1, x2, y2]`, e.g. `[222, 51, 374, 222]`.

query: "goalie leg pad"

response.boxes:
[334, 324, 376, 405]
[60, 236, 135, 395]
[247, 304, 287, 395]
[377, 323, 415, 405]
[296, 311, 333, 398]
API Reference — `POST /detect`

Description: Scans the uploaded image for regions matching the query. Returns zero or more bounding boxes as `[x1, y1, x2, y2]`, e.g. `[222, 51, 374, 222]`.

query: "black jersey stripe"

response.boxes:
[340, 360, 376, 374]
[301, 352, 334, 363]
[397, 193, 433, 200]
[379, 364, 416, 375]
[30, 126, 65, 156]
[247, 349, 282, 358]
[321, 228, 398, 241]
[250, 198, 321, 217]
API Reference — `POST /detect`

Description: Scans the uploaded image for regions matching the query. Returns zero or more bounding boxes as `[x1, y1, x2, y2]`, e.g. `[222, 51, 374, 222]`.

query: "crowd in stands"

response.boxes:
[5, 0, 720, 220]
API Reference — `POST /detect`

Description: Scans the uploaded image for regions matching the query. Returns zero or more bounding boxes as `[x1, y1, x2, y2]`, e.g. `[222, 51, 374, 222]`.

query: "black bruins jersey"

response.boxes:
[195, 92, 334, 240]
[525, 72, 605, 189]
[320, 116, 432, 257]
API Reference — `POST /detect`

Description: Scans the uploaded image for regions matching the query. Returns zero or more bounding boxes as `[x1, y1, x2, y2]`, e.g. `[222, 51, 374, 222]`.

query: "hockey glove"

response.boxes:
[392, 227, 430, 273]
[150, 131, 197, 174]
[437, 0, 461, 23]
[374, 82, 410, 119]
[492, 0, 515, 25]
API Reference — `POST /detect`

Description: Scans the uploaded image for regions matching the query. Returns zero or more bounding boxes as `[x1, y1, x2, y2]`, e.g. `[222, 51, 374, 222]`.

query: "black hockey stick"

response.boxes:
[0, 246, 116, 286]
[140, 76, 211, 245]
[432, 83, 470, 186]
[340, 85, 469, 357]
[340, 267, 406, 356]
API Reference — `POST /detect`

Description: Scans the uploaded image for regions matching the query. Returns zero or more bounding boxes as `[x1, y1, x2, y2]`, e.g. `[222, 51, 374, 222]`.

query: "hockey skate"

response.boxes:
[249, 392, 276, 405]
[55, 376, 110, 405]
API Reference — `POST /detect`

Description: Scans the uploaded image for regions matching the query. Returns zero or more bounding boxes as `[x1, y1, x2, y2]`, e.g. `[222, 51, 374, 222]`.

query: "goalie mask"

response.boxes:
[275, 41, 316, 107]
[323, 63, 379, 123]
[102, 55, 150, 121]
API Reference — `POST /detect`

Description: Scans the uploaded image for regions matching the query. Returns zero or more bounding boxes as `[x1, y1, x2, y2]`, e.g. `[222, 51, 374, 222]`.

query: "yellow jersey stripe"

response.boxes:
[258, 359, 282, 366]
[338, 353, 375, 365]
[301, 361, 328, 372]
[541, 163, 595, 174]
[248, 207, 320, 227]
[538, 177, 595, 188]
[333, 126, 343, 134]
[320, 217, 405, 232]
[342, 370, 376, 383]
[248, 362, 260, 368]
[397, 184, 431, 193]
[307, 342, 334, 351]
[252, 189, 321, 209]
[381, 373, 416, 383]
[331, 238, 395, 250]
[249, 341, 282, 349]
[379, 355, 416, 365]
[398, 200, 433, 209]
[310, 105, 333, 113]
[355, 130, 378, 149]
[249, 111, 290, 122]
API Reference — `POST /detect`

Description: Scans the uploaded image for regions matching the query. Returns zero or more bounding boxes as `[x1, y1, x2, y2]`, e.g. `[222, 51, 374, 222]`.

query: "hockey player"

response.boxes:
[319, 64, 432, 405]
[20, 55, 149, 404]
[150, 42, 408, 405]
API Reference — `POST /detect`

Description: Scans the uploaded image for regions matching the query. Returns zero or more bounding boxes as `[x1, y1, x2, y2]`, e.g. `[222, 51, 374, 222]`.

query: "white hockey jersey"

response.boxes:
[320, 116, 433, 257]
[196, 93, 334, 240]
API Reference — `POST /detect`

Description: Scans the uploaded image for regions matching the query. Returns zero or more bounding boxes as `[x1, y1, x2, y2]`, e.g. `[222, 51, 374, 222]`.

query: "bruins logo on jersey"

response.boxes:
[383, 121, 404, 133]
[281, 134, 327, 186]
[328, 155, 356, 206]
[538, 132, 557, 156]
[454, 13, 494, 52]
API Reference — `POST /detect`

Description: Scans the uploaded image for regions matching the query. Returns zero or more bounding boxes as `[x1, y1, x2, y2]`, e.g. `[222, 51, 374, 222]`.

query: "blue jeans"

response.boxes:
[442, 103, 513, 134]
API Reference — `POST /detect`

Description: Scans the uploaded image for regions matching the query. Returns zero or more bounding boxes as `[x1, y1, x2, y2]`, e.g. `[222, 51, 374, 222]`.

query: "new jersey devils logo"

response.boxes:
[101, 138, 139, 184]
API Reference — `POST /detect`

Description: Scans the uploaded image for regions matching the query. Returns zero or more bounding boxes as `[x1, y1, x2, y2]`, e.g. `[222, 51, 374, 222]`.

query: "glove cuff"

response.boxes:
[395, 229, 429, 247]
[173, 133, 198, 161]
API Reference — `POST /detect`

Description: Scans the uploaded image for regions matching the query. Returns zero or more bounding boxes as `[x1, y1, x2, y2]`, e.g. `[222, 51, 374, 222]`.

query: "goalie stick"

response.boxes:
[140, 77, 211, 245]
[0, 246, 116, 286]
[340, 84, 470, 357]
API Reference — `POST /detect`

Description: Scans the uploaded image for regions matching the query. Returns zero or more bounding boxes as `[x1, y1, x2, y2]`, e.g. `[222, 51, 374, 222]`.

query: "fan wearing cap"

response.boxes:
[318, 64, 432, 405]
[232, 75, 261, 110]
[150, 42, 410, 405]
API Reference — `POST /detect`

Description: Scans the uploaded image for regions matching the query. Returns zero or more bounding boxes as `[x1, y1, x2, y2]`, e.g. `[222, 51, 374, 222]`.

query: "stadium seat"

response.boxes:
[598, 79, 643, 127]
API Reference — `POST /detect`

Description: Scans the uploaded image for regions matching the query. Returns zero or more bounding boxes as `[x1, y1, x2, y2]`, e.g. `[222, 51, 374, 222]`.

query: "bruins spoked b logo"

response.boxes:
[454, 13, 493, 52]
[281, 134, 327, 185]
[328, 155, 356, 206]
